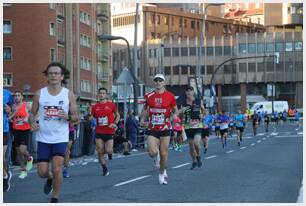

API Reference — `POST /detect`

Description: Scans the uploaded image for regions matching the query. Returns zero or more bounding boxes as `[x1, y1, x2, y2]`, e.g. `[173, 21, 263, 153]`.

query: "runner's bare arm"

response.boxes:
[140, 104, 148, 126]
[114, 110, 120, 124]
[68, 90, 80, 123]
[29, 90, 40, 130]
[171, 105, 179, 120]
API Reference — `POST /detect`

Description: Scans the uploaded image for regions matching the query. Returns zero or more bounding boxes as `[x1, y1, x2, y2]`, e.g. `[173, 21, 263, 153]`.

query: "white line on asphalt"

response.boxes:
[250, 143, 255, 146]
[172, 163, 191, 169]
[257, 140, 261, 143]
[240, 147, 247, 150]
[205, 155, 217, 159]
[273, 135, 303, 139]
[263, 138, 266, 140]
[257, 133, 265, 136]
[298, 132, 303, 135]
[271, 132, 279, 136]
[114, 175, 151, 187]
[226, 150, 234, 154]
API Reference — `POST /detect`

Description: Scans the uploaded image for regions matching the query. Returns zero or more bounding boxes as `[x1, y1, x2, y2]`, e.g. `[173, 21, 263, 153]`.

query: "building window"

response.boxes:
[173, 66, 179, 75]
[257, 62, 265, 72]
[191, 20, 195, 29]
[224, 65, 232, 74]
[189, 47, 196, 56]
[80, 34, 91, 48]
[165, 66, 171, 75]
[157, 15, 161, 24]
[184, 19, 187, 28]
[3, 20, 12, 34]
[49, 22, 55, 36]
[239, 63, 247, 72]
[80, 57, 91, 70]
[151, 14, 155, 24]
[295, 42, 303, 51]
[81, 80, 91, 93]
[164, 48, 171, 57]
[248, 43, 256, 53]
[197, 21, 200, 29]
[207, 65, 214, 74]
[266, 43, 274, 52]
[224, 46, 231, 55]
[285, 42, 293, 52]
[181, 47, 188, 56]
[181, 66, 188, 75]
[80, 11, 91, 26]
[149, 67, 155, 76]
[248, 63, 256, 72]
[257, 43, 264, 53]
[164, 16, 169, 25]
[285, 61, 293, 72]
[275, 42, 283, 52]
[296, 61, 302, 71]
[179, 18, 182, 27]
[190, 66, 196, 75]
[207, 47, 213, 56]
[201, 47, 205, 56]
[172, 48, 180, 56]
[50, 48, 56, 61]
[276, 62, 283, 72]
[215, 47, 222, 56]
[266, 61, 274, 72]
[3, 73, 13, 87]
[49, 3, 55, 9]
[239, 43, 247, 53]
[3, 47, 12, 60]
[201, 66, 205, 74]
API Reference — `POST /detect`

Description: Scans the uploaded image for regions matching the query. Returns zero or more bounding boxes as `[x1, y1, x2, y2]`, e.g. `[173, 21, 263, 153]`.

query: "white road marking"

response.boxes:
[298, 132, 303, 135]
[257, 140, 261, 143]
[205, 155, 217, 159]
[240, 147, 247, 150]
[172, 163, 190, 169]
[271, 132, 279, 136]
[297, 179, 303, 203]
[257, 133, 265, 136]
[263, 138, 266, 140]
[250, 143, 255, 146]
[226, 150, 234, 154]
[114, 175, 151, 187]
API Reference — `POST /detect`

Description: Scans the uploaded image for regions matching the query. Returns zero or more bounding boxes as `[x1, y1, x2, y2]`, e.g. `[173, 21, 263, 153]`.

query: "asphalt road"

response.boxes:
[3, 121, 303, 203]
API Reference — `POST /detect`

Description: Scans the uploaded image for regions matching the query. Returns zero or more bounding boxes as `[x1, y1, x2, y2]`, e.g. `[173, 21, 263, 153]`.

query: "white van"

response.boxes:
[251, 101, 289, 115]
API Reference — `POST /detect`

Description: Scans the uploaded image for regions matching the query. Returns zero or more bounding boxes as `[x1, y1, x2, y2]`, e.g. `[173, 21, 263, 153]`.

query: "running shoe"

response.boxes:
[190, 162, 197, 170]
[131, 148, 138, 152]
[63, 168, 70, 178]
[44, 178, 53, 195]
[50, 198, 58, 203]
[238, 142, 241, 146]
[204, 148, 208, 154]
[163, 170, 168, 181]
[108, 154, 112, 160]
[240, 137, 242, 142]
[159, 173, 167, 185]
[178, 145, 182, 152]
[102, 166, 110, 176]
[3, 170, 12, 192]
[123, 151, 131, 155]
[196, 156, 202, 168]
[18, 171, 27, 179]
[26, 156, 33, 171]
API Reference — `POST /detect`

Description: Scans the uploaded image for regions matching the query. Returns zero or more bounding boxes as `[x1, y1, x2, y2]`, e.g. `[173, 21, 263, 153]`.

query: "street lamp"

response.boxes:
[197, 4, 224, 99]
[97, 34, 139, 115]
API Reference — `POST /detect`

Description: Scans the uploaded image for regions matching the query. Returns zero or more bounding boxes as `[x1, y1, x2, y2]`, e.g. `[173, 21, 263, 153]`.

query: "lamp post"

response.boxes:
[23, 84, 31, 103]
[197, 3, 224, 101]
[97, 34, 138, 115]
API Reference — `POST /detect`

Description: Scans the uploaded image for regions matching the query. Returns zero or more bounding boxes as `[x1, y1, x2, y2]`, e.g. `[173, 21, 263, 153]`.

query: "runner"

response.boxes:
[180, 86, 205, 170]
[173, 115, 183, 152]
[91, 87, 120, 176]
[3, 88, 14, 192]
[30, 62, 79, 203]
[140, 74, 178, 185]
[202, 111, 213, 154]
[264, 111, 270, 132]
[219, 111, 230, 149]
[214, 112, 221, 138]
[295, 109, 301, 130]
[251, 112, 260, 136]
[235, 110, 245, 146]
[9, 91, 33, 179]
[63, 120, 80, 178]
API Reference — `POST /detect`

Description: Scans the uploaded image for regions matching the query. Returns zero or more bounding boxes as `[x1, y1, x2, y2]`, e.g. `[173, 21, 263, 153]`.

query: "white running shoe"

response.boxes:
[158, 173, 167, 185]
[163, 170, 168, 181]
[18, 171, 27, 179]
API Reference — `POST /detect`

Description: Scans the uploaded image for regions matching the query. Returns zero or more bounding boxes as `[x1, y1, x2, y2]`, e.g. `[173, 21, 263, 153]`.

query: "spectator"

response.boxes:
[126, 111, 139, 151]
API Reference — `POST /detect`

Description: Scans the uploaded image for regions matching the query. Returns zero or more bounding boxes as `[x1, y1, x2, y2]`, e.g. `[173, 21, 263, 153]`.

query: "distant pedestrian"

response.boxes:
[126, 111, 139, 151]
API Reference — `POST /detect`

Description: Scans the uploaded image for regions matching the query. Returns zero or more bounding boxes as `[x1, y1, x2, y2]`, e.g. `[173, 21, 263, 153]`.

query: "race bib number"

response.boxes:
[220, 123, 228, 130]
[151, 114, 165, 125]
[190, 120, 199, 128]
[98, 116, 108, 126]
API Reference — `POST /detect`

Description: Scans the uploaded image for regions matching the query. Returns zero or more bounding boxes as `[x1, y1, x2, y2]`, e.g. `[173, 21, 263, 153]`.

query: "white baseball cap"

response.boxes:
[153, 74, 165, 81]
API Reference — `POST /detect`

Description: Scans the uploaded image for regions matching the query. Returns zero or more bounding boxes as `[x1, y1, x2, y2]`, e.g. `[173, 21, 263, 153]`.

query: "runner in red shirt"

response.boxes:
[140, 74, 178, 185]
[91, 88, 120, 176]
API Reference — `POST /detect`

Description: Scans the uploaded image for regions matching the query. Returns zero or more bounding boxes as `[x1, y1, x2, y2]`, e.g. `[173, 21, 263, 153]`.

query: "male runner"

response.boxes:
[264, 111, 270, 132]
[30, 62, 79, 203]
[3, 88, 14, 192]
[140, 74, 178, 185]
[9, 91, 33, 179]
[219, 111, 230, 149]
[251, 112, 260, 136]
[180, 86, 205, 170]
[91, 87, 120, 176]
[235, 110, 245, 146]
[202, 111, 213, 154]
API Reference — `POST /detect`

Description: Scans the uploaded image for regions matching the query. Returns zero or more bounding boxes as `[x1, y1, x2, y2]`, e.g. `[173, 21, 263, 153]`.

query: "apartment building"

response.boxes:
[3, 3, 112, 113]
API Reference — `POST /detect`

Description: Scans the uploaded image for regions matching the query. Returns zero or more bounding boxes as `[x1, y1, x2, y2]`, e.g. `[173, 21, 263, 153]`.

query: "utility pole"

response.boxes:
[133, 3, 139, 115]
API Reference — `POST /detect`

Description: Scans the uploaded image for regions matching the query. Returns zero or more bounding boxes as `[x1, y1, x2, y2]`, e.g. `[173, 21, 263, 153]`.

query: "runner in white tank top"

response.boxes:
[30, 62, 79, 203]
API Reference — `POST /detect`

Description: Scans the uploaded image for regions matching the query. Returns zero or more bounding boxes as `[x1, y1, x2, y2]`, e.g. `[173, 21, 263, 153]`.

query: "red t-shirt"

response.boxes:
[91, 101, 117, 135]
[144, 90, 176, 131]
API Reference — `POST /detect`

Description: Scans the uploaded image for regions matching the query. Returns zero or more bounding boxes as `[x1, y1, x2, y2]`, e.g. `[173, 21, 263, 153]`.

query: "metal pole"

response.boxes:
[133, 3, 139, 78]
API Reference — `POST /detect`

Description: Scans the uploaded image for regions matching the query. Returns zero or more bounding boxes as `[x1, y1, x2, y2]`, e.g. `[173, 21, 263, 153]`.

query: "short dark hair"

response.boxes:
[98, 87, 107, 93]
[186, 86, 194, 91]
[43, 62, 70, 85]
[14, 91, 23, 96]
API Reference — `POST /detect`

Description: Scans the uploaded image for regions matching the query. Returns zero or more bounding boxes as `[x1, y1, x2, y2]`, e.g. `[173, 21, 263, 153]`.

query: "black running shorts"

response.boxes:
[146, 130, 171, 139]
[12, 129, 31, 147]
[95, 133, 114, 142]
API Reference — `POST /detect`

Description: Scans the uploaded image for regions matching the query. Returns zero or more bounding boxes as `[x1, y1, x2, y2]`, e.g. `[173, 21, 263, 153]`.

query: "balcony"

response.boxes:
[97, 51, 109, 62]
[97, 7, 109, 21]
[98, 72, 108, 81]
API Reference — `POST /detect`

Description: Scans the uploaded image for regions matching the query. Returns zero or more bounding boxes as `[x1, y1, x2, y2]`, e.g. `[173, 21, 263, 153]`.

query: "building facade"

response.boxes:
[3, 3, 112, 113]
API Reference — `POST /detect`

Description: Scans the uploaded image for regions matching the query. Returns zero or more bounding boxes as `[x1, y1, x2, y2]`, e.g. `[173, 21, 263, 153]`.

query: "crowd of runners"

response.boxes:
[3, 62, 302, 203]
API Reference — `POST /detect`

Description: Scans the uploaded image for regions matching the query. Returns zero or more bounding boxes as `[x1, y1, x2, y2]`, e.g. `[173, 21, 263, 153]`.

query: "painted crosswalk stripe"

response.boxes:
[257, 140, 261, 143]
[250, 143, 255, 146]
[172, 163, 190, 169]
[240, 147, 247, 150]
[226, 150, 234, 154]
[205, 155, 217, 159]
[114, 175, 151, 187]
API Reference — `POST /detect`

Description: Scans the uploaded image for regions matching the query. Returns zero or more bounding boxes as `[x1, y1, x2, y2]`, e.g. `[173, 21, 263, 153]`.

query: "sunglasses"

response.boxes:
[154, 78, 164, 82]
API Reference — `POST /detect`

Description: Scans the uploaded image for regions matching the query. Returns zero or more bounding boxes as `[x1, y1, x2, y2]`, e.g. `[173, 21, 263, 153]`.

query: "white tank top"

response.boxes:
[36, 87, 69, 143]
